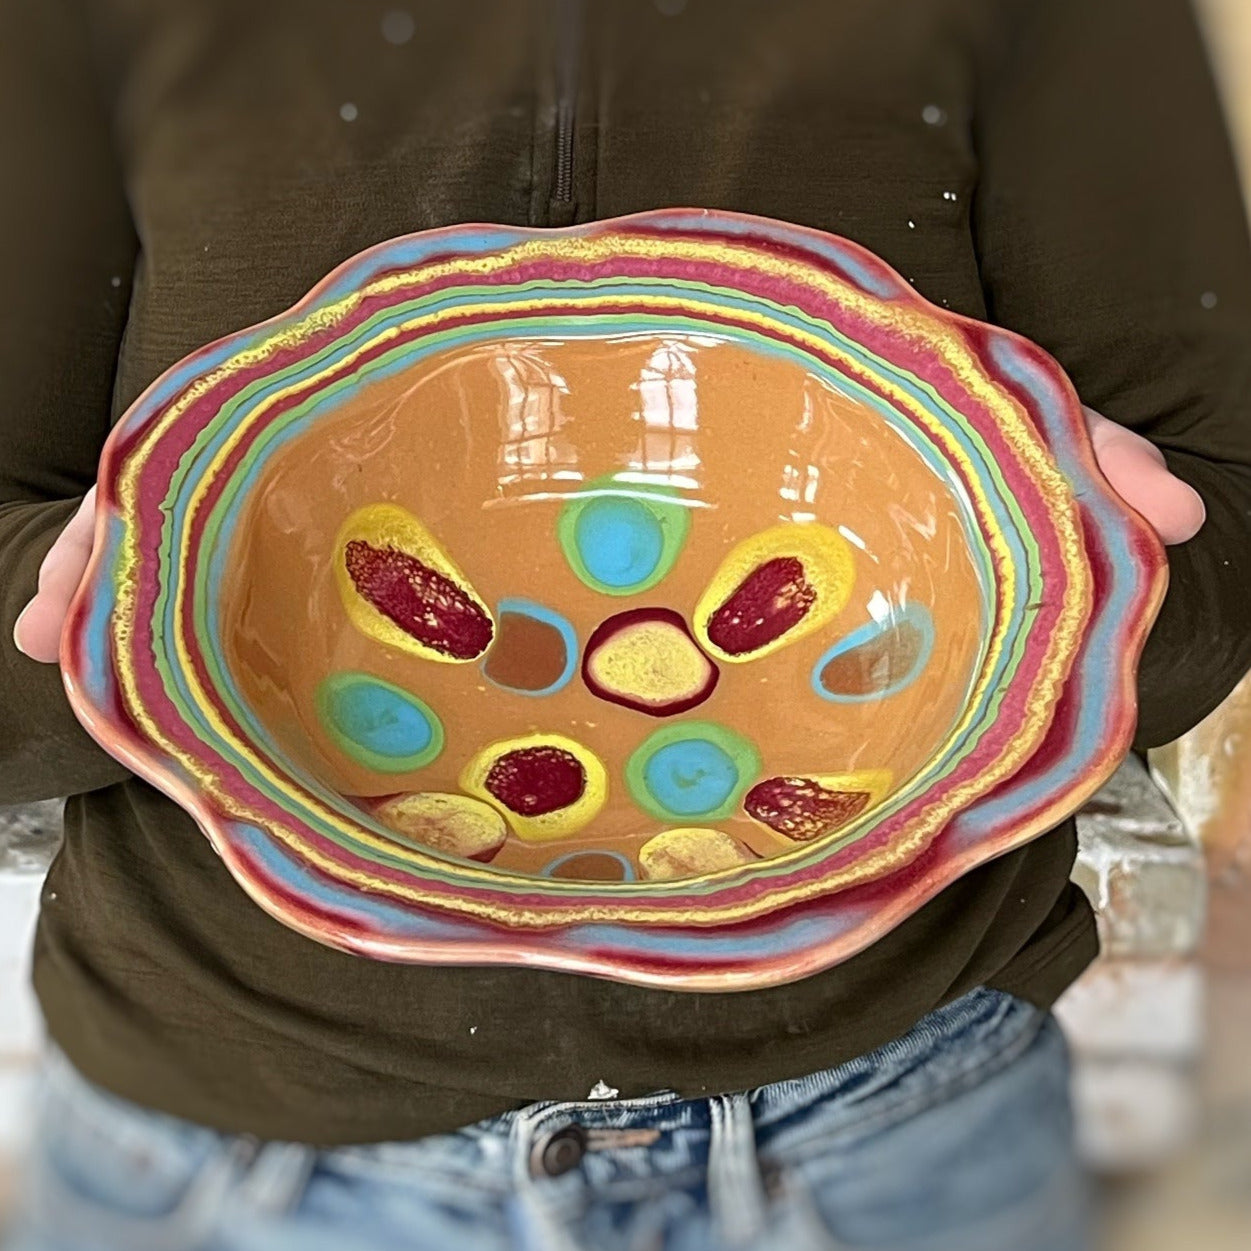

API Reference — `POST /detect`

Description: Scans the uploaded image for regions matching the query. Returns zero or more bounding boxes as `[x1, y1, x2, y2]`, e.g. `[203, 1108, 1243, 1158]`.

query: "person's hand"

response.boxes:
[13, 488, 97, 664]
[1083, 407, 1205, 546]
[2, 411, 1208, 666]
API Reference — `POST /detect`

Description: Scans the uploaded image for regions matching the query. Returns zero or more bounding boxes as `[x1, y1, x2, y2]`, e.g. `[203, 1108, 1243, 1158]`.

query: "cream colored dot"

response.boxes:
[340, 102, 358, 122]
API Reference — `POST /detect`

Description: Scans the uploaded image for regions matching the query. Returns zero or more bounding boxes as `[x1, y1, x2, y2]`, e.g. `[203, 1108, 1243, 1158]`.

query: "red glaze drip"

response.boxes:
[706, 556, 816, 656]
[484, 746, 586, 816]
[744, 776, 870, 841]
[344, 539, 493, 659]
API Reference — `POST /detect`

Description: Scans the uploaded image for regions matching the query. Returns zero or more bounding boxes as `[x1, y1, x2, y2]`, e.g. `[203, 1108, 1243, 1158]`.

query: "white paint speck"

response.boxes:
[907, 219, 916, 229]
[109, 275, 121, 288]
[922, 104, 947, 126]
[381, 9, 415, 44]
[1200, 291, 1218, 309]
[469, 1025, 478, 1035]
[587, 1079, 619, 1100]
[942, 190, 958, 202]
[340, 101, 359, 122]
[46, 892, 57, 902]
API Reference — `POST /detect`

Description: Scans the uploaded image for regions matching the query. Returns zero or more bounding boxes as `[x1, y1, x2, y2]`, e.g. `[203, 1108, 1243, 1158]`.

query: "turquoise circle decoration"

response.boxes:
[626, 721, 762, 821]
[576, 496, 664, 588]
[556, 474, 691, 596]
[315, 672, 444, 773]
[647, 741, 738, 814]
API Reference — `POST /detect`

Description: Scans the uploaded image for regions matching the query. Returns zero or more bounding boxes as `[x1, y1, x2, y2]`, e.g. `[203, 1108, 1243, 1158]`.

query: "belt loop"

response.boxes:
[232, 1140, 317, 1217]
[708, 1093, 769, 1246]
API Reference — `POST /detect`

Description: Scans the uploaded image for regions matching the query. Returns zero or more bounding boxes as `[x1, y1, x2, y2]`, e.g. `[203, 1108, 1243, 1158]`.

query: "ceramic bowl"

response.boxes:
[63, 210, 1165, 989]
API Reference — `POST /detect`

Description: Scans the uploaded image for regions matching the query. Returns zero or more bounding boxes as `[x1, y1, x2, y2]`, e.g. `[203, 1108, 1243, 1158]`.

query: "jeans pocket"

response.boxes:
[761, 1014, 1089, 1251]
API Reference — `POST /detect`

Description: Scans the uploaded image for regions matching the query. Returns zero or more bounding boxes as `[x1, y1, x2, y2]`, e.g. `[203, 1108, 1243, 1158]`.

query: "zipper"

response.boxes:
[552, 0, 583, 204]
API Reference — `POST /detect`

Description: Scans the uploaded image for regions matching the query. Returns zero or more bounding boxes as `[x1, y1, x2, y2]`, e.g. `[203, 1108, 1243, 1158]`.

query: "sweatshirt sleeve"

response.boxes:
[972, 0, 1251, 749]
[0, 0, 138, 801]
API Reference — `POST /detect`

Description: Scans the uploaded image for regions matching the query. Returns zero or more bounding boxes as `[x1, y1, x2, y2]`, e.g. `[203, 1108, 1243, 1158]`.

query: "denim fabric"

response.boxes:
[4, 988, 1089, 1251]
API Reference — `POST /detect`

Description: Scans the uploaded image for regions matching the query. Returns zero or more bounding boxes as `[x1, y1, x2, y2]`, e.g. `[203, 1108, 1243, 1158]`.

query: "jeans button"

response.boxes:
[533, 1124, 587, 1177]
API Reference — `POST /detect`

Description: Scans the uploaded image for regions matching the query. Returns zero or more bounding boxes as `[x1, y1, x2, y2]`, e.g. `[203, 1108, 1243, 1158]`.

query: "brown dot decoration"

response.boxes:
[544, 851, 634, 882]
[818, 619, 926, 696]
[481, 599, 577, 696]
[812, 606, 936, 703]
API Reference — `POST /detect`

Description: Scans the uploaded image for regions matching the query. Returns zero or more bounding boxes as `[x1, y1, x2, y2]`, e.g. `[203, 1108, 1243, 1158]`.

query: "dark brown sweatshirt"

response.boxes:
[2, 0, 1250, 1143]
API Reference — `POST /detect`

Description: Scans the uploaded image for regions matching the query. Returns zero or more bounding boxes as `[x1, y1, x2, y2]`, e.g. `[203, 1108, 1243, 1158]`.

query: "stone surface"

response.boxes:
[1063, 757, 1208, 1174]
[1073, 756, 1206, 959]
[1073, 1059, 1200, 1174]
[1056, 961, 1204, 1063]
[1076, 755, 1189, 847]
[1071, 834, 1207, 960]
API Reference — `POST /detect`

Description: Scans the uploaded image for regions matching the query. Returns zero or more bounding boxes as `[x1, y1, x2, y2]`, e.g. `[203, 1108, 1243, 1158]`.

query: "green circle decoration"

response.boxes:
[625, 720, 763, 821]
[315, 672, 445, 773]
[556, 474, 691, 596]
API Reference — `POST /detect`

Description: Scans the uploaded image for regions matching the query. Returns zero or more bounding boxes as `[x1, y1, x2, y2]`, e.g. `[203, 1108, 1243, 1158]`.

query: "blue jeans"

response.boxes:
[5, 988, 1089, 1251]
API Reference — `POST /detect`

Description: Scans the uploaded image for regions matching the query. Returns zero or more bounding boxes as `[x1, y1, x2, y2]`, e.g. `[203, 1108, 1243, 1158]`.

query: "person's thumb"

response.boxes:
[1083, 407, 1205, 546]
[13, 488, 98, 663]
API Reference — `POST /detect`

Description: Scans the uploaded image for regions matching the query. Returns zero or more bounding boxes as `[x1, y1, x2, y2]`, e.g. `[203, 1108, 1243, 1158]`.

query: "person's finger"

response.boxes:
[1083, 408, 1206, 545]
[13, 489, 98, 663]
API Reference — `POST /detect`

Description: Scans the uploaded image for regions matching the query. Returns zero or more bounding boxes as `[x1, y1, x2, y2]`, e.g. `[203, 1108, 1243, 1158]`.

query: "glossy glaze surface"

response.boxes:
[61, 210, 1166, 988]
[221, 333, 986, 879]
